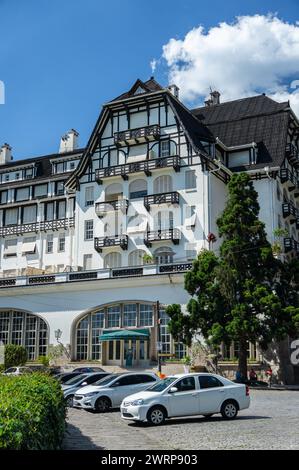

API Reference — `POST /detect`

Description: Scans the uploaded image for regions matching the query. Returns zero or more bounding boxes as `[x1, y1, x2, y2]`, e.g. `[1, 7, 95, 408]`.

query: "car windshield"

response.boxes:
[146, 376, 177, 392]
[64, 374, 88, 385]
[92, 374, 120, 386]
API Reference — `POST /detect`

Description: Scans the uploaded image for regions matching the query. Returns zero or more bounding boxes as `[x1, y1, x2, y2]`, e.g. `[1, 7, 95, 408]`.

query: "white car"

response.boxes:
[2, 366, 33, 375]
[120, 373, 250, 426]
[73, 372, 159, 412]
[62, 372, 111, 407]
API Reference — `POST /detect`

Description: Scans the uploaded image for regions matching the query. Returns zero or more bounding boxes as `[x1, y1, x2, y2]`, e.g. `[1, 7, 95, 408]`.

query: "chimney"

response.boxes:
[205, 90, 221, 107]
[59, 129, 79, 153]
[168, 84, 180, 99]
[0, 143, 12, 165]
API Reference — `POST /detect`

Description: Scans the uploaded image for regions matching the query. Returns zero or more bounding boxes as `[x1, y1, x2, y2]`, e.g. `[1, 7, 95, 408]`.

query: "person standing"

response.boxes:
[266, 366, 273, 387]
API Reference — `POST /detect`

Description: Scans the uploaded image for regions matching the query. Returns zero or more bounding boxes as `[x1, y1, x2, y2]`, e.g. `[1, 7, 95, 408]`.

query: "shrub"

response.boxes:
[38, 355, 50, 367]
[0, 373, 66, 449]
[4, 344, 27, 369]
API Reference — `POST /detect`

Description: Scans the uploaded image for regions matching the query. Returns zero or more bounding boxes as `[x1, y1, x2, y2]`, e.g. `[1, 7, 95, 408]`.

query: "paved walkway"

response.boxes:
[63, 390, 299, 450]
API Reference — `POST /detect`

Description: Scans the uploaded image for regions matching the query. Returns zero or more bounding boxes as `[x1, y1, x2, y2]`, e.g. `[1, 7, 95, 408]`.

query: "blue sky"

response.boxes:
[0, 0, 298, 160]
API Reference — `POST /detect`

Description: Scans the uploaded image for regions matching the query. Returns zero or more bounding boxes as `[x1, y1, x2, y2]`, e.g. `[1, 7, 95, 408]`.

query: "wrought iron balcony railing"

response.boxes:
[0, 261, 193, 289]
[95, 156, 181, 184]
[144, 191, 180, 211]
[0, 217, 75, 237]
[95, 199, 129, 218]
[280, 168, 299, 192]
[285, 143, 299, 167]
[284, 237, 299, 254]
[114, 125, 160, 146]
[144, 228, 181, 247]
[282, 201, 298, 221]
[94, 235, 128, 252]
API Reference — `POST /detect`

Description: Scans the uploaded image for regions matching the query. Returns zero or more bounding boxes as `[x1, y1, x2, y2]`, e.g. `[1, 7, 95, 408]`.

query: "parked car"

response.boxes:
[3, 366, 33, 376]
[120, 373, 250, 426]
[54, 372, 83, 384]
[62, 372, 111, 406]
[73, 372, 159, 412]
[72, 366, 105, 373]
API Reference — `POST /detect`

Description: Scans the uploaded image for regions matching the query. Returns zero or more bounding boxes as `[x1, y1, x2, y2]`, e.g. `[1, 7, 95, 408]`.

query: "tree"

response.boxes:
[167, 173, 299, 378]
[4, 344, 27, 369]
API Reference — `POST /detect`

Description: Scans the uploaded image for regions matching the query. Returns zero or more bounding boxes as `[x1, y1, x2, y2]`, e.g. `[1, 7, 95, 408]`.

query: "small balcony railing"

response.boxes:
[95, 156, 181, 184]
[114, 125, 160, 146]
[282, 201, 298, 221]
[94, 235, 128, 252]
[95, 199, 129, 218]
[286, 143, 299, 167]
[144, 228, 181, 247]
[144, 191, 180, 211]
[0, 217, 75, 237]
[280, 169, 299, 192]
[284, 237, 299, 254]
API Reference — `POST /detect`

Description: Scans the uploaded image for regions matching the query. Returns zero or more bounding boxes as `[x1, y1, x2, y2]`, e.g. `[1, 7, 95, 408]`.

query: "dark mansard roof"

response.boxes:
[192, 94, 292, 169]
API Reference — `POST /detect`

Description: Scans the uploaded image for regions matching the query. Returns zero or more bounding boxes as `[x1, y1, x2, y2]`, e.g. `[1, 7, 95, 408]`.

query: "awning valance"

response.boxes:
[99, 329, 150, 341]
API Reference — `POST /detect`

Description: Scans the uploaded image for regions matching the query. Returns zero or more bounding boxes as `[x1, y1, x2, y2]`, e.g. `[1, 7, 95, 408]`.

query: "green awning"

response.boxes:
[99, 329, 150, 341]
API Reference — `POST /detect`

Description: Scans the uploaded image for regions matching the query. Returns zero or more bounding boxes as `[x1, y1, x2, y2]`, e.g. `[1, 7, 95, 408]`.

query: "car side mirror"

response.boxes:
[169, 387, 178, 394]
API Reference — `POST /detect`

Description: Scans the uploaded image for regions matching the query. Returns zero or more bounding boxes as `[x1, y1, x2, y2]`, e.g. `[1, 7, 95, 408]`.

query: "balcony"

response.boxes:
[114, 125, 160, 146]
[144, 228, 181, 247]
[282, 201, 298, 224]
[280, 169, 299, 194]
[144, 191, 180, 211]
[94, 235, 128, 252]
[95, 156, 181, 184]
[95, 199, 129, 218]
[285, 143, 299, 167]
[284, 237, 299, 254]
[0, 261, 193, 290]
[0, 217, 75, 237]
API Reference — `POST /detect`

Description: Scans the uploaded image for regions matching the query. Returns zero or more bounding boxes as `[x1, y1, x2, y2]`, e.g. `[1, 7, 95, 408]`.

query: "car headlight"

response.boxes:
[130, 399, 144, 406]
[83, 391, 99, 397]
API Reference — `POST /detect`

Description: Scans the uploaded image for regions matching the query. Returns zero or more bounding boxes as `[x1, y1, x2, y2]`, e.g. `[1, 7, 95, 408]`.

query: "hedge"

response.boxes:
[0, 373, 66, 449]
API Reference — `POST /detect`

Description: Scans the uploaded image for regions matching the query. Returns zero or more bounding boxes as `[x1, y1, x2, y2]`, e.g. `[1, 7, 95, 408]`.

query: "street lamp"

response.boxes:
[55, 329, 62, 342]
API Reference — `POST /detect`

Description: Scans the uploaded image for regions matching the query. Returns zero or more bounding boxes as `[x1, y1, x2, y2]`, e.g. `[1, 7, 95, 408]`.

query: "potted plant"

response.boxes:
[143, 254, 155, 265]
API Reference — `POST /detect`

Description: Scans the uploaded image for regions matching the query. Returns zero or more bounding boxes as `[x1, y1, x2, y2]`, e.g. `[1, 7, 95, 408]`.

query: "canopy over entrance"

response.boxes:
[99, 329, 150, 341]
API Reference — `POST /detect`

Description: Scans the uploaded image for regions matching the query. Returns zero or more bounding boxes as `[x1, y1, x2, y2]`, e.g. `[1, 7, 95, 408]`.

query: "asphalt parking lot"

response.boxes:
[63, 390, 299, 450]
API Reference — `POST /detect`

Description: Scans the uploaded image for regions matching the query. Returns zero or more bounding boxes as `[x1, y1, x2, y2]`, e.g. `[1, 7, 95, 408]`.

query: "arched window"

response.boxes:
[104, 252, 121, 268]
[128, 249, 146, 266]
[105, 183, 123, 202]
[154, 210, 174, 230]
[0, 310, 48, 360]
[129, 179, 147, 199]
[153, 175, 173, 194]
[154, 247, 174, 264]
[74, 303, 154, 361]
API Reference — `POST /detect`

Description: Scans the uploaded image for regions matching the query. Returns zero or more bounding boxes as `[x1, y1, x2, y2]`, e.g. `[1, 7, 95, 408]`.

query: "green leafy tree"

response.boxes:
[4, 344, 27, 369]
[167, 173, 299, 378]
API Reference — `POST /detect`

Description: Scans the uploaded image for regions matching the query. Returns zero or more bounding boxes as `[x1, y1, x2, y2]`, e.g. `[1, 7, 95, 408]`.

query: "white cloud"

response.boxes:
[162, 14, 299, 116]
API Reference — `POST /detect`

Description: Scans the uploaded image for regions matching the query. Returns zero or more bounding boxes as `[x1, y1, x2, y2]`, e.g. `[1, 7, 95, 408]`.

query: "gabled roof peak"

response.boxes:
[110, 78, 164, 102]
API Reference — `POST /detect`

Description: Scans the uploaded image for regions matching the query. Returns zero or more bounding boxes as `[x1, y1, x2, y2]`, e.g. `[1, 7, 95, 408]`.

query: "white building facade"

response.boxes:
[0, 79, 298, 380]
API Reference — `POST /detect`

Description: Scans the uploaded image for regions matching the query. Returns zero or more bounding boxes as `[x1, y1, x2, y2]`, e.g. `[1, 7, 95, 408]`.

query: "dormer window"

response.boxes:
[134, 86, 146, 95]
[15, 173, 20, 180]
[25, 168, 34, 179]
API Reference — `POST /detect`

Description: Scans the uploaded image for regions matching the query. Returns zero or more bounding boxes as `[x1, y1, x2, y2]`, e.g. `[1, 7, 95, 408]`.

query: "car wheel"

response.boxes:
[221, 400, 238, 419]
[202, 414, 213, 419]
[95, 397, 111, 413]
[147, 406, 166, 426]
[66, 395, 74, 407]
